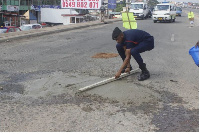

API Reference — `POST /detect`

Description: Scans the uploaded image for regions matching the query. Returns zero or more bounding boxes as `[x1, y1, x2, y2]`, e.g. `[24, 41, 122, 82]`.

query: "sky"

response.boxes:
[157, 0, 199, 3]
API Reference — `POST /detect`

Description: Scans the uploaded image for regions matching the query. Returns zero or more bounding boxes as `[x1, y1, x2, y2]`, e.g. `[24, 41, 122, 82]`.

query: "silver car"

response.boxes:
[20, 24, 42, 31]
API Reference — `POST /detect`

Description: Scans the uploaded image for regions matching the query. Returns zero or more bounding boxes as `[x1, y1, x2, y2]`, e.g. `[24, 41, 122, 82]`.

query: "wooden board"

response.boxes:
[79, 68, 140, 92]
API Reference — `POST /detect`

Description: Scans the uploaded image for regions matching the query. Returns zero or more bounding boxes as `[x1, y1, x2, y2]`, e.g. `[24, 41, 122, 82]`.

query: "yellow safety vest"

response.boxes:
[188, 12, 194, 18]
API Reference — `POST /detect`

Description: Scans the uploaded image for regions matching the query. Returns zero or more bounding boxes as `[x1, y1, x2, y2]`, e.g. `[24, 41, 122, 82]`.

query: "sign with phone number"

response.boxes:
[61, 0, 101, 9]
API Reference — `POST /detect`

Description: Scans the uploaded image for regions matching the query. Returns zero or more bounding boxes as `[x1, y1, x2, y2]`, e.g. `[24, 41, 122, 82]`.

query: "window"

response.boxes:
[131, 4, 143, 9]
[0, 29, 7, 33]
[8, 28, 15, 32]
[14, 0, 19, 6]
[21, 0, 27, 5]
[32, 25, 41, 29]
[155, 5, 169, 11]
[32, 0, 42, 5]
[176, 7, 182, 11]
[56, 0, 61, 5]
[3, 0, 8, 5]
[15, 28, 20, 32]
[70, 17, 75, 23]
[76, 18, 79, 23]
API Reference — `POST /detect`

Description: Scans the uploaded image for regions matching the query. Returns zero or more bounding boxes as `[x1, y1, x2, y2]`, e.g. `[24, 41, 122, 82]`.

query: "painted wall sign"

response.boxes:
[7, 5, 19, 11]
[61, 0, 101, 9]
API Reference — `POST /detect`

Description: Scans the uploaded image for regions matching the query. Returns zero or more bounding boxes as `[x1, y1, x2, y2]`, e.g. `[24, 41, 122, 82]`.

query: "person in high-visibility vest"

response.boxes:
[188, 11, 194, 26]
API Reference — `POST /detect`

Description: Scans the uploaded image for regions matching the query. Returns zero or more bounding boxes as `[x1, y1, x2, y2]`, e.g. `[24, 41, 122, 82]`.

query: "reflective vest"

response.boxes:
[188, 12, 194, 19]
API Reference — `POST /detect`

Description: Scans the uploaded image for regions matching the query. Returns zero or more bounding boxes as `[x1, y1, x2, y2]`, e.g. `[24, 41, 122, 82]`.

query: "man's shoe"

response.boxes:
[138, 70, 150, 81]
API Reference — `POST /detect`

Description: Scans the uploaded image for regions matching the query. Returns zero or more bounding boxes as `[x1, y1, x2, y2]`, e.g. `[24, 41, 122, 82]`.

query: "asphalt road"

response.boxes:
[0, 10, 199, 132]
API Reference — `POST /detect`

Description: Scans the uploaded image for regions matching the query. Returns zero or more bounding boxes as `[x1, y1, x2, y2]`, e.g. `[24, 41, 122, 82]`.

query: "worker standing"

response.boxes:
[112, 27, 154, 81]
[188, 11, 194, 27]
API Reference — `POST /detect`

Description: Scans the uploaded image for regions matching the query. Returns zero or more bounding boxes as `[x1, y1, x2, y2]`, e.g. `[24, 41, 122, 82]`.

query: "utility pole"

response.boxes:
[19, 0, 20, 26]
[1, 0, 3, 26]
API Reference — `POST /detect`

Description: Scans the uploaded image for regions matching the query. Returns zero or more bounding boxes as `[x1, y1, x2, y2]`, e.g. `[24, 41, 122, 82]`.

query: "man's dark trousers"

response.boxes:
[116, 37, 154, 69]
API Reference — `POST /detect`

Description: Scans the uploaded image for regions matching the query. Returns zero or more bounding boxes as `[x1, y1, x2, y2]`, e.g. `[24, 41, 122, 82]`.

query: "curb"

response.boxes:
[0, 19, 121, 43]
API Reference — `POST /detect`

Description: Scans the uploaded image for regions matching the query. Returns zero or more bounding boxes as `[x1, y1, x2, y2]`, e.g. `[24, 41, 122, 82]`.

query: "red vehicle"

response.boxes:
[0, 26, 21, 33]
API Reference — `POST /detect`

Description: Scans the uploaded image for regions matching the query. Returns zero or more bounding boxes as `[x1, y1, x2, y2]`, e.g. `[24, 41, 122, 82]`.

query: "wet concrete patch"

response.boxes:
[22, 71, 105, 99]
[20, 91, 118, 107]
[85, 77, 161, 106]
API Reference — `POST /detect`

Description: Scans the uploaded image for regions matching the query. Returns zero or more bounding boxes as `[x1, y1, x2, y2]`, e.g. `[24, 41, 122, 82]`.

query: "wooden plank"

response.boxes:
[79, 68, 140, 92]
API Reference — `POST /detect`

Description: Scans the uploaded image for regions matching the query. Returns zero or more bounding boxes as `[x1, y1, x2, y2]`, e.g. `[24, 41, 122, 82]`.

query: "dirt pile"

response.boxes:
[92, 53, 119, 59]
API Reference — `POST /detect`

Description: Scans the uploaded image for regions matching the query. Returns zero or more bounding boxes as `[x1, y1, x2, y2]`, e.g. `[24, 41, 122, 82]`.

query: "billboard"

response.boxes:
[7, 5, 19, 11]
[108, 0, 116, 9]
[31, 5, 61, 11]
[61, 0, 101, 9]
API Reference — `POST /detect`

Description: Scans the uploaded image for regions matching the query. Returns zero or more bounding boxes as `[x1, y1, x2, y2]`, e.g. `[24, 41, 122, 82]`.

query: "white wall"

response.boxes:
[41, 8, 79, 24]
[63, 17, 70, 25]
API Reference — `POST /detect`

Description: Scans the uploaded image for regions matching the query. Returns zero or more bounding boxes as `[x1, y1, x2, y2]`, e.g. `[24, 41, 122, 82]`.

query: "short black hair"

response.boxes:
[112, 27, 122, 40]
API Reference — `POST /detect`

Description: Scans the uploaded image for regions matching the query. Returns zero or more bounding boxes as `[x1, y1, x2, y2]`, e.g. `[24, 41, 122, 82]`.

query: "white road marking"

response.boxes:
[171, 34, 175, 42]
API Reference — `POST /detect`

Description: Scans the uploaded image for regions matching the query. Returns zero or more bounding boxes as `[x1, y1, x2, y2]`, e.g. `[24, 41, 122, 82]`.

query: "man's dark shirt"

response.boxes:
[122, 29, 153, 49]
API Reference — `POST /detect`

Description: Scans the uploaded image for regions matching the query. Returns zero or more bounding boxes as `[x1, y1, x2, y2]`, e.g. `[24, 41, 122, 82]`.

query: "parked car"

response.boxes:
[176, 7, 182, 16]
[20, 24, 42, 31]
[0, 26, 21, 33]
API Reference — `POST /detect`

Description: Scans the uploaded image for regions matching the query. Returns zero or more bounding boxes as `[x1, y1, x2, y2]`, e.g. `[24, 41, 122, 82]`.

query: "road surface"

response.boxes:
[0, 9, 199, 132]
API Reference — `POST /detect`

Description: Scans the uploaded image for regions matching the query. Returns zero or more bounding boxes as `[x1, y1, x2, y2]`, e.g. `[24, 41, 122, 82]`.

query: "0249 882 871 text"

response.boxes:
[62, 0, 101, 9]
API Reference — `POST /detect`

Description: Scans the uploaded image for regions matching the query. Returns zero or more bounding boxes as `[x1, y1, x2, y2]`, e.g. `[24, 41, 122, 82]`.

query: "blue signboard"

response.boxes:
[108, 0, 116, 9]
[31, 5, 61, 11]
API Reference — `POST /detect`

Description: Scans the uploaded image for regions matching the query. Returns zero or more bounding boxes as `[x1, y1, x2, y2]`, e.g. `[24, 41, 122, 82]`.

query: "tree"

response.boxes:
[115, 1, 126, 12]
[147, 0, 159, 8]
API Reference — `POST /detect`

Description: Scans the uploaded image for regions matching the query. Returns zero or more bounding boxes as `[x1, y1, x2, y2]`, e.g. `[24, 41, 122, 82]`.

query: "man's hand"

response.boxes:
[115, 49, 131, 79]
[115, 71, 121, 79]
[195, 41, 199, 48]
[125, 67, 131, 73]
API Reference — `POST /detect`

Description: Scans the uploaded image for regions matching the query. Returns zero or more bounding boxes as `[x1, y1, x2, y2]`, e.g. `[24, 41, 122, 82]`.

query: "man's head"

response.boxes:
[112, 27, 124, 43]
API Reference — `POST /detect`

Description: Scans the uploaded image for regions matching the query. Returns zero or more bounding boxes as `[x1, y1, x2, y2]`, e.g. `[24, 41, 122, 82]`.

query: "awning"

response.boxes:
[61, 14, 84, 18]
[23, 10, 37, 20]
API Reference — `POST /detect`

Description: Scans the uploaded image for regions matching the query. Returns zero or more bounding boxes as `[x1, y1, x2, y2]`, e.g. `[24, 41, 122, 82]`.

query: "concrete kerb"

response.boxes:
[0, 19, 121, 43]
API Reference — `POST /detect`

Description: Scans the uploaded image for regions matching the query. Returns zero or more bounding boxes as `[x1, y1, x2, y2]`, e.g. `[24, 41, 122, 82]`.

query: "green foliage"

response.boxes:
[147, 0, 159, 8]
[115, 1, 126, 12]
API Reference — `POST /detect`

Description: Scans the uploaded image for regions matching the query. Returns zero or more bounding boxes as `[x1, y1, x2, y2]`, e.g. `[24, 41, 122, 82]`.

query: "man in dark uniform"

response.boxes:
[112, 27, 154, 81]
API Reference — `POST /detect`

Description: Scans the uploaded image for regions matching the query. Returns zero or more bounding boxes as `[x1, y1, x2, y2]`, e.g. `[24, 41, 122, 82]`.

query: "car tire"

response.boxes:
[142, 16, 144, 20]
[153, 20, 157, 23]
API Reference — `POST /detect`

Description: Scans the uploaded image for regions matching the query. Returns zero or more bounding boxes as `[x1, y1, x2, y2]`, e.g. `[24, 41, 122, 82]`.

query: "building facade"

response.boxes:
[0, 0, 61, 26]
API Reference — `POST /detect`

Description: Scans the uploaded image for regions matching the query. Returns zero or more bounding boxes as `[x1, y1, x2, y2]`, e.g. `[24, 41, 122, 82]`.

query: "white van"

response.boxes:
[152, 3, 176, 23]
[129, 2, 149, 20]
